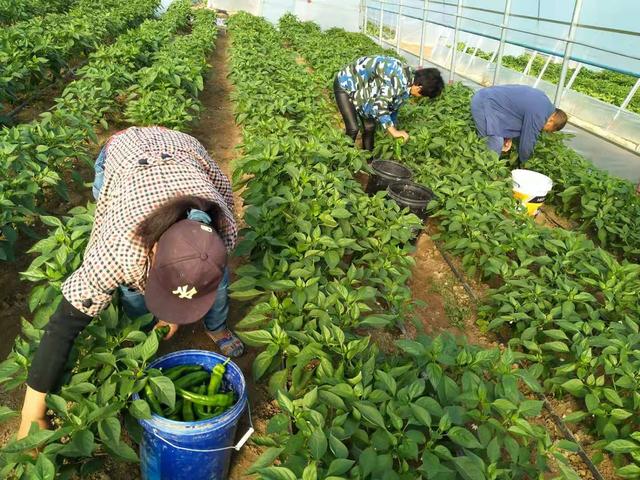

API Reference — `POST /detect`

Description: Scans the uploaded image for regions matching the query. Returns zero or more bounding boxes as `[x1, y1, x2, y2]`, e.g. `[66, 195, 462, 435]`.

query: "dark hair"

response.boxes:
[552, 108, 568, 131]
[136, 195, 220, 248]
[413, 68, 444, 98]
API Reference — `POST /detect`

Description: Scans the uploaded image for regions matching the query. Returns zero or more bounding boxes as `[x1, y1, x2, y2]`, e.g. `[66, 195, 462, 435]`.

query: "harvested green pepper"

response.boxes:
[173, 371, 209, 390]
[144, 384, 163, 415]
[155, 325, 171, 338]
[182, 398, 195, 422]
[178, 389, 234, 407]
[164, 399, 183, 417]
[206, 358, 230, 413]
[163, 365, 202, 381]
[207, 358, 230, 396]
[193, 386, 217, 420]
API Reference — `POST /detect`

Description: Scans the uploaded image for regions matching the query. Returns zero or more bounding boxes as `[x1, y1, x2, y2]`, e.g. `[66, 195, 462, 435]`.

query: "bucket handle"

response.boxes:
[150, 402, 255, 453]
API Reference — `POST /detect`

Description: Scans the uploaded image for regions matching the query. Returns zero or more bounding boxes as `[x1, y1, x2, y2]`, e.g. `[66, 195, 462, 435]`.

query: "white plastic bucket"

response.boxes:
[511, 169, 553, 216]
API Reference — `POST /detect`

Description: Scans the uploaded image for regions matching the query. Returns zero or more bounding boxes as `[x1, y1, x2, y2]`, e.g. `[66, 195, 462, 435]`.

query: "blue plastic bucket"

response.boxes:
[134, 350, 249, 480]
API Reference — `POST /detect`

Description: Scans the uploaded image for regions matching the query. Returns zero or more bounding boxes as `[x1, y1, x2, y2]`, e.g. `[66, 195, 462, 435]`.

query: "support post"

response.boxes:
[522, 51, 537, 76]
[533, 55, 553, 87]
[361, 0, 367, 33]
[449, 0, 463, 83]
[554, 0, 583, 105]
[418, 0, 429, 66]
[378, 0, 384, 44]
[492, 0, 512, 85]
[395, 0, 403, 54]
[563, 62, 582, 94]
[612, 77, 640, 122]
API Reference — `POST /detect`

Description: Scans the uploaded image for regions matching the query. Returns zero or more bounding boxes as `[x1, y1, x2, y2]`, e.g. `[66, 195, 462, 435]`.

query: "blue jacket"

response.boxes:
[471, 85, 555, 162]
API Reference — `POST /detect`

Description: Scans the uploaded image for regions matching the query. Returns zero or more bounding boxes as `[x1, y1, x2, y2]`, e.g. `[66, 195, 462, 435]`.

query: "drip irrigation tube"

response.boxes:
[535, 393, 606, 480]
[431, 233, 605, 479]
[4, 62, 87, 120]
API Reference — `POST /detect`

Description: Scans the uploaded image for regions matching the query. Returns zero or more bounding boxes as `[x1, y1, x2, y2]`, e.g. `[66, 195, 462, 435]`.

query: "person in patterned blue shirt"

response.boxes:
[334, 55, 443, 150]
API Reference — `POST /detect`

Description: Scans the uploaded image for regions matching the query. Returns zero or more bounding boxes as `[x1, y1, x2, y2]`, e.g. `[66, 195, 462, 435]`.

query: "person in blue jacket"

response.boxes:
[471, 85, 567, 163]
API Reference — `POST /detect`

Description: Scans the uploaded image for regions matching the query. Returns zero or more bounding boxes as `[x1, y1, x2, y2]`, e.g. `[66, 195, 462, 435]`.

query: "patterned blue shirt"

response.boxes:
[337, 55, 413, 129]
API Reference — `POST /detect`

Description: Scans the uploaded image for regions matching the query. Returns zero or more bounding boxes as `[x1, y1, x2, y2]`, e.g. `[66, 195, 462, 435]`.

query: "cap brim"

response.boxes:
[144, 268, 218, 325]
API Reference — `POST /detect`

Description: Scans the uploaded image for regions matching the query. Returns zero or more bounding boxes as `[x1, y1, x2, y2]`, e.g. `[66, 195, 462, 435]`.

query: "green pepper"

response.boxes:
[163, 365, 202, 381]
[144, 384, 163, 415]
[182, 398, 195, 422]
[207, 358, 230, 397]
[178, 389, 234, 407]
[193, 386, 216, 420]
[155, 325, 171, 338]
[173, 371, 209, 389]
[164, 399, 183, 417]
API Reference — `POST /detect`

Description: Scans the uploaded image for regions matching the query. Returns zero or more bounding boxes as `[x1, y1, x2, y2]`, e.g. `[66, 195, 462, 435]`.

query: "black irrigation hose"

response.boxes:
[4, 61, 87, 119]
[430, 231, 605, 480]
[432, 239, 479, 304]
[535, 392, 606, 480]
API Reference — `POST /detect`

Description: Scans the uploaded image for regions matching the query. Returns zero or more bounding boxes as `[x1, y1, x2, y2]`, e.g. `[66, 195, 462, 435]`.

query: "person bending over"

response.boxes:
[18, 126, 245, 439]
[471, 84, 567, 163]
[334, 55, 444, 150]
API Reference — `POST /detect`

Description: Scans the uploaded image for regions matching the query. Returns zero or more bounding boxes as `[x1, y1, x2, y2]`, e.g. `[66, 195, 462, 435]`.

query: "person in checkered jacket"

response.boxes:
[18, 127, 244, 439]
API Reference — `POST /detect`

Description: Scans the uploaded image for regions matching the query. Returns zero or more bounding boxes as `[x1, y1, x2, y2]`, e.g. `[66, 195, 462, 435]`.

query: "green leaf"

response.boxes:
[149, 376, 176, 409]
[132, 331, 159, 361]
[605, 439, 639, 454]
[308, 428, 327, 460]
[105, 440, 139, 462]
[129, 399, 152, 420]
[60, 430, 95, 457]
[276, 390, 294, 415]
[0, 405, 18, 423]
[603, 388, 624, 407]
[541, 341, 569, 353]
[327, 458, 355, 476]
[98, 417, 121, 449]
[610, 408, 632, 421]
[561, 379, 585, 396]
[34, 454, 56, 480]
[236, 330, 273, 346]
[302, 462, 317, 480]
[247, 447, 285, 474]
[229, 288, 265, 300]
[409, 404, 431, 427]
[447, 426, 482, 449]
[354, 401, 387, 429]
[257, 467, 298, 480]
[3, 428, 57, 453]
[329, 433, 349, 458]
[253, 348, 277, 380]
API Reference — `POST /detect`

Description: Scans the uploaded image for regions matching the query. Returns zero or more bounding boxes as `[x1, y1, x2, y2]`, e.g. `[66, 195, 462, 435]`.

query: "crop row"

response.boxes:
[0, 0, 69, 26]
[0, 0, 191, 261]
[226, 13, 580, 479]
[0, 0, 158, 107]
[456, 43, 640, 114]
[124, 9, 218, 130]
[0, 5, 218, 477]
[282, 17, 640, 476]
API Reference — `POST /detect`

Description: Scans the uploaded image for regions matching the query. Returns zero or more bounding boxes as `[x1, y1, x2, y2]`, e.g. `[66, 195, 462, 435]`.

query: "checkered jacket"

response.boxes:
[61, 127, 237, 317]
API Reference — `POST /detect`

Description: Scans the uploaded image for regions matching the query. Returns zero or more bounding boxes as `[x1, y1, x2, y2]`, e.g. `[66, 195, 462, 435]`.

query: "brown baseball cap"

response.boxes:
[145, 219, 227, 324]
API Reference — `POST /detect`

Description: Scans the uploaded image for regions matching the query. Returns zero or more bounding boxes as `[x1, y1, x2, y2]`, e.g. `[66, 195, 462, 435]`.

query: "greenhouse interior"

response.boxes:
[0, 0, 639, 479]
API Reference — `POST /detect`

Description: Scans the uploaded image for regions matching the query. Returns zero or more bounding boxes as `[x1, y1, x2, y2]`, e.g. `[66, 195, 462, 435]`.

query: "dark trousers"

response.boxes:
[333, 76, 376, 151]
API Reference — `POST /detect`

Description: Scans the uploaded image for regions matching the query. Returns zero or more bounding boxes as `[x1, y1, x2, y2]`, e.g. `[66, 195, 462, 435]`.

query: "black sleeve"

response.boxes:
[27, 297, 93, 393]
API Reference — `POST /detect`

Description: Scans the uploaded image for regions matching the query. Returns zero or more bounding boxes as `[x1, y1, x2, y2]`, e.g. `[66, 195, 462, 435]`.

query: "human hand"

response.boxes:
[154, 320, 179, 340]
[502, 138, 513, 152]
[17, 387, 49, 441]
[389, 126, 409, 142]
